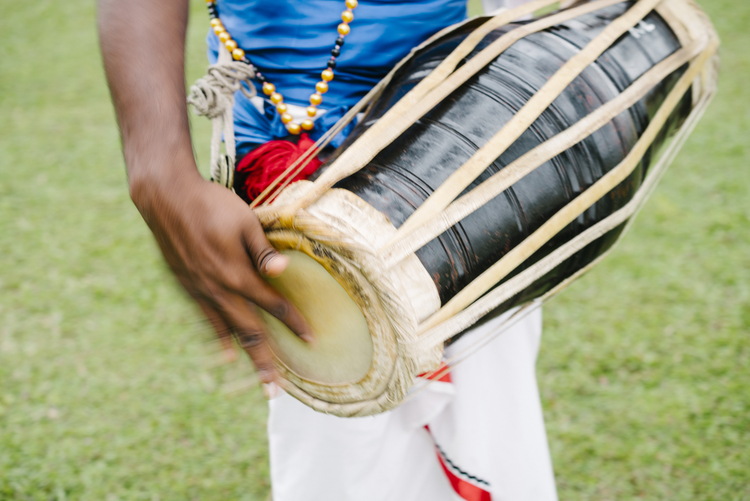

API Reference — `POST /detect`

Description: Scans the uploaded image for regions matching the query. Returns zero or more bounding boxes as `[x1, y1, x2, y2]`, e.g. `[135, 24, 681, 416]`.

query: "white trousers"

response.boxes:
[268, 308, 557, 501]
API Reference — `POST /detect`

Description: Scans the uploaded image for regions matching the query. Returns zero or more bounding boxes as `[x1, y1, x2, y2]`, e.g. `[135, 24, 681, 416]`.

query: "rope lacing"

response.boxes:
[187, 47, 255, 188]
[187, 61, 257, 119]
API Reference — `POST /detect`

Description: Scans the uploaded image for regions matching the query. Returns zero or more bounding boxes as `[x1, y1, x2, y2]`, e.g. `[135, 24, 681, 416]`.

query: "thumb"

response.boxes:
[243, 219, 288, 277]
[261, 251, 288, 277]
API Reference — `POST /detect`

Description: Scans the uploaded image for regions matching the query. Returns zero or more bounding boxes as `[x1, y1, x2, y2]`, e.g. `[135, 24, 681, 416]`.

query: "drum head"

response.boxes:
[261, 250, 373, 385]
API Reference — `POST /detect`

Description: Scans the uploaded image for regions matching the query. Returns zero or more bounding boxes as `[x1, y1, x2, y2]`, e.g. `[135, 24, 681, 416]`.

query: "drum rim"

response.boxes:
[265, 227, 427, 410]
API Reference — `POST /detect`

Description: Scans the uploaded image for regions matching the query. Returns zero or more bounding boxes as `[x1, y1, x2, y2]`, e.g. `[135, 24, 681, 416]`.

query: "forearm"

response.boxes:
[98, 0, 201, 207]
[97, 0, 312, 371]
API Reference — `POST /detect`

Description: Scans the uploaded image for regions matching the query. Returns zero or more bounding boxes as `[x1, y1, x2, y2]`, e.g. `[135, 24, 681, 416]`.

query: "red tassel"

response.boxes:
[235, 133, 323, 203]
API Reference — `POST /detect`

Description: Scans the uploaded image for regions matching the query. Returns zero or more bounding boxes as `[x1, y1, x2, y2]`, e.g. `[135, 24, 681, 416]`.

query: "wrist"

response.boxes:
[127, 151, 205, 214]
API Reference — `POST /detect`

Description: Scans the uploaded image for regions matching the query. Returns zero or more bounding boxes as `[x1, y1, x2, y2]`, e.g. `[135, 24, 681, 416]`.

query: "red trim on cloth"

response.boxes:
[235, 133, 323, 202]
[418, 363, 453, 383]
[424, 426, 492, 501]
[436, 455, 492, 501]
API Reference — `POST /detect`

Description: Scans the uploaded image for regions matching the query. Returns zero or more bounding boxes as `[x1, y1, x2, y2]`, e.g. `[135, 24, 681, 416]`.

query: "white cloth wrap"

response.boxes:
[268, 308, 557, 501]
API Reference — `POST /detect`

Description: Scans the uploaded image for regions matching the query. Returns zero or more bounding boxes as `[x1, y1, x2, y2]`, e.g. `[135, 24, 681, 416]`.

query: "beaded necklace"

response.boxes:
[205, 0, 358, 135]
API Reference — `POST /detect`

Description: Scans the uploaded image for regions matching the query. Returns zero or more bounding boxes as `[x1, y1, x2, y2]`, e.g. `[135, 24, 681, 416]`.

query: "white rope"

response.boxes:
[187, 45, 256, 188]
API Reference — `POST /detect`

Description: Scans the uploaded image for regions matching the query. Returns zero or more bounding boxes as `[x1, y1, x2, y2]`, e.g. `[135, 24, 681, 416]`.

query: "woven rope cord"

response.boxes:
[188, 45, 257, 187]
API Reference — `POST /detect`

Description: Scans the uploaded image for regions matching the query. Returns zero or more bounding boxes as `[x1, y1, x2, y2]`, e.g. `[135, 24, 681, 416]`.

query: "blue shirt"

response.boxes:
[207, 0, 467, 152]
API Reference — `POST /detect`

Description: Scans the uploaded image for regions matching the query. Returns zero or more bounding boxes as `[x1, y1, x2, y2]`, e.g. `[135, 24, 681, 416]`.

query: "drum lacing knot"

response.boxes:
[188, 62, 256, 119]
[187, 47, 256, 189]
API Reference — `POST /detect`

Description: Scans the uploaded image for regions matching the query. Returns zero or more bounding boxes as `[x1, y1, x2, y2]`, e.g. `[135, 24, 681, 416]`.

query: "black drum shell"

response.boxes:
[318, 2, 693, 318]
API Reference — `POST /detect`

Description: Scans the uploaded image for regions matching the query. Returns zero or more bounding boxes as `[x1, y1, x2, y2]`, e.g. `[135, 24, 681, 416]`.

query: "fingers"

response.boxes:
[195, 299, 238, 364]
[201, 260, 314, 344]
[220, 296, 279, 384]
[242, 217, 289, 277]
[241, 221, 315, 343]
[259, 250, 289, 278]
[194, 291, 279, 383]
[243, 279, 315, 343]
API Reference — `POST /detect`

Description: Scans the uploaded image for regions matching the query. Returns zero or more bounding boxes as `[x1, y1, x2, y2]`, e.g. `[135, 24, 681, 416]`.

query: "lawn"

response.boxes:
[1, 0, 747, 499]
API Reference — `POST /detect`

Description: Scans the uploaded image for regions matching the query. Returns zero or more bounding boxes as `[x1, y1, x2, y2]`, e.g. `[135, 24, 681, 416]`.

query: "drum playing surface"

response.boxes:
[262, 250, 373, 385]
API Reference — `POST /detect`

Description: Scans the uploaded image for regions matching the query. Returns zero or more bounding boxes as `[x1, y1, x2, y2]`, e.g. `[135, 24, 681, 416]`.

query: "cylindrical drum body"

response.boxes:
[259, 0, 718, 416]
[328, 2, 690, 313]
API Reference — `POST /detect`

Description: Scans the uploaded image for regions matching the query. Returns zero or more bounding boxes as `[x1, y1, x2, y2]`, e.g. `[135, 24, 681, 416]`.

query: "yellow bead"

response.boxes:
[232, 48, 245, 61]
[280, 113, 293, 124]
[315, 81, 329, 94]
[262, 82, 276, 96]
[286, 122, 302, 135]
[309, 93, 323, 106]
[205, 0, 215, 4]
[270, 92, 283, 104]
[341, 10, 354, 23]
[210, 18, 222, 28]
[301, 119, 315, 131]
[306, 106, 318, 117]
[213, 25, 225, 35]
[321, 69, 334, 82]
[219, 31, 231, 43]
[337, 23, 351, 36]
[345, 0, 358, 9]
[224, 40, 238, 51]
[276, 103, 288, 114]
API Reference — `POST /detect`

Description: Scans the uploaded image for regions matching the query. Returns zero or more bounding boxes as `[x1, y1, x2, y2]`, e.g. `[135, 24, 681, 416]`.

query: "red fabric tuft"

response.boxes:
[235, 133, 323, 203]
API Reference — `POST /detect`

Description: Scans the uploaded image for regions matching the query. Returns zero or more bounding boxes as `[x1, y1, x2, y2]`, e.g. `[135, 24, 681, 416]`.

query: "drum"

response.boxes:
[243, 0, 719, 416]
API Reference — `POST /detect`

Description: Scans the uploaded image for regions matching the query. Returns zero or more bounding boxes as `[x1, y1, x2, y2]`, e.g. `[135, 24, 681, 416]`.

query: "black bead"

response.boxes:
[335, 36, 345, 46]
[327, 58, 337, 69]
[331, 46, 341, 57]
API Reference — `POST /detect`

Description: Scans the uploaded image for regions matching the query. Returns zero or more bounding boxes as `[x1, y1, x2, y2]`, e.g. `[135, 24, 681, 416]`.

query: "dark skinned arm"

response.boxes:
[97, 0, 312, 383]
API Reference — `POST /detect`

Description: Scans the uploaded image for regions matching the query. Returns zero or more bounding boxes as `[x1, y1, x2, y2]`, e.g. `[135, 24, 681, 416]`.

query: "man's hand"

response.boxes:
[135, 173, 313, 383]
[98, 0, 311, 382]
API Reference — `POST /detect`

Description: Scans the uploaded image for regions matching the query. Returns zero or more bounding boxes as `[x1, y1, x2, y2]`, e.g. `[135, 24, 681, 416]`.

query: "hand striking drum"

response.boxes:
[191, 0, 719, 417]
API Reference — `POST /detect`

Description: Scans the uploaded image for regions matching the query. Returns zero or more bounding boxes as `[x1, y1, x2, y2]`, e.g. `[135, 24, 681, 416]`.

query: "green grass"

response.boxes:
[1, 0, 748, 499]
